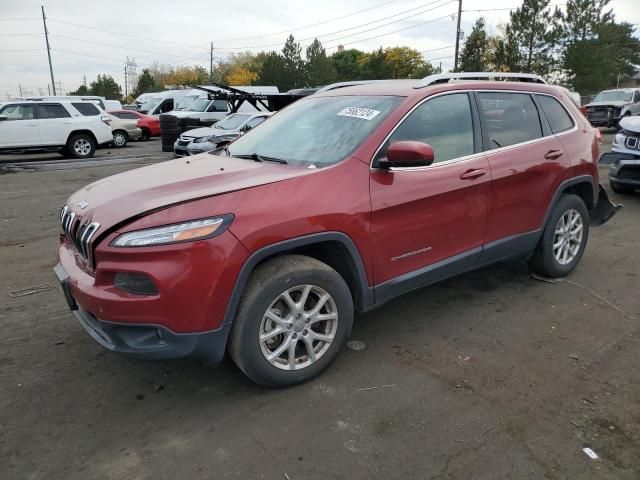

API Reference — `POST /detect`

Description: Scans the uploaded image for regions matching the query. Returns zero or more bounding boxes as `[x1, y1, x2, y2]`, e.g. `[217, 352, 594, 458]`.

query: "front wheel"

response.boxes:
[139, 129, 151, 141]
[67, 133, 96, 159]
[228, 255, 354, 387]
[528, 194, 589, 277]
[112, 130, 128, 148]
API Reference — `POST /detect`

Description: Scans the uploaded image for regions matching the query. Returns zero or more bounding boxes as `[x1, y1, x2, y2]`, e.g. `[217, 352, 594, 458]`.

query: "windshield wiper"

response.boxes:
[232, 153, 288, 164]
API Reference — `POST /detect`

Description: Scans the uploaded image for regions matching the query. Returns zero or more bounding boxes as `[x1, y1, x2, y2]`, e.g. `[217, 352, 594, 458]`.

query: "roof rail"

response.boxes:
[415, 72, 547, 88]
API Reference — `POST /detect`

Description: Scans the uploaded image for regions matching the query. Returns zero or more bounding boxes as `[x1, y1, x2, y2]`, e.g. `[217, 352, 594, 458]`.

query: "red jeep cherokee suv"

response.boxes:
[54, 73, 618, 387]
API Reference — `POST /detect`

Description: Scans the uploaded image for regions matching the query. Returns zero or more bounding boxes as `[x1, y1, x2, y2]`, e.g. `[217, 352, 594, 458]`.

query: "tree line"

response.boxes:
[69, 0, 639, 101]
[457, 0, 640, 94]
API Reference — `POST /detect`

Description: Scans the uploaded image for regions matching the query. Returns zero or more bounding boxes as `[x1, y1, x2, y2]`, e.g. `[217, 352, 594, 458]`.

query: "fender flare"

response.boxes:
[222, 232, 373, 325]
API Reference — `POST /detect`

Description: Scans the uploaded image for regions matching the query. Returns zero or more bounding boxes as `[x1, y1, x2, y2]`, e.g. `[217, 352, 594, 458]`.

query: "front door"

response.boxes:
[369, 92, 491, 301]
[0, 103, 39, 147]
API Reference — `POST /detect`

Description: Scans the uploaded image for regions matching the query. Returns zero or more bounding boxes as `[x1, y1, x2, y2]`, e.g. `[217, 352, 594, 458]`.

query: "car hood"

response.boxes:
[619, 116, 640, 134]
[585, 101, 630, 108]
[182, 126, 217, 138]
[66, 153, 314, 231]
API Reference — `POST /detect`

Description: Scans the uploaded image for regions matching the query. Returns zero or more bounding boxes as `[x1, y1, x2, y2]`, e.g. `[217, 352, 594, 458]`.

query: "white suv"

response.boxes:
[0, 100, 113, 159]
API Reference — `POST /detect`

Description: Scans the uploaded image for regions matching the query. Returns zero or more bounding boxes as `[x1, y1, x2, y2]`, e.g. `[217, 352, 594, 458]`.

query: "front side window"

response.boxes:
[227, 95, 402, 167]
[0, 104, 35, 120]
[207, 100, 228, 112]
[477, 92, 542, 149]
[634, 91, 640, 103]
[375, 93, 474, 164]
[536, 95, 574, 134]
[37, 104, 71, 119]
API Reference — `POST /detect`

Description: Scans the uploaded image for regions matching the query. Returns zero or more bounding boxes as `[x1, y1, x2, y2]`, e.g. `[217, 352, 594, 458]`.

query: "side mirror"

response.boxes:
[0, 115, 7, 121]
[383, 141, 434, 168]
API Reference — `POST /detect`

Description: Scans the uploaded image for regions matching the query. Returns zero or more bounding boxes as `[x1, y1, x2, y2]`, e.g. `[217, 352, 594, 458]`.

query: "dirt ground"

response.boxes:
[1, 134, 639, 479]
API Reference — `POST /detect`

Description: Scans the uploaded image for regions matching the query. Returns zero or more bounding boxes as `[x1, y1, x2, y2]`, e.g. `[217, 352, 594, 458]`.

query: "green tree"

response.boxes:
[281, 35, 305, 90]
[132, 68, 162, 98]
[563, 0, 612, 42]
[358, 48, 393, 79]
[305, 38, 336, 86]
[68, 84, 89, 96]
[89, 74, 122, 100]
[509, 0, 563, 75]
[458, 17, 490, 72]
[490, 24, 523, 72]
[331, 48, 365, 81]
[256, 51, 288, 90]
[384, 46, 430, 78]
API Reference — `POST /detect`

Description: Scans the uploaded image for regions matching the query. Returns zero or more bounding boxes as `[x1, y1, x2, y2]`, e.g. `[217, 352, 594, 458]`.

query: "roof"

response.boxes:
[315, 78, 565, 99]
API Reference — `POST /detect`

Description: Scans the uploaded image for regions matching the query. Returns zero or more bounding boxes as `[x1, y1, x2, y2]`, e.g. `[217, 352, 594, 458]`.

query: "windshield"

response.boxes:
[216, 114, 252, 130]
[593, 90, 633, 103]
[227, 96, 402, 166]
[140, 97, 163, 112]
[175, 94, 202, 110]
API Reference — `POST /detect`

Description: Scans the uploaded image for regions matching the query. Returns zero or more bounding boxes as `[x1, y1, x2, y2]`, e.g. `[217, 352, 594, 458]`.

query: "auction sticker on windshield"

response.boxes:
[337, 107, 381, 120]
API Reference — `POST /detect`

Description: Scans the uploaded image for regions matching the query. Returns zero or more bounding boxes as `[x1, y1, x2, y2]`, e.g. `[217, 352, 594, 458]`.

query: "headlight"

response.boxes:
[111, 216, 232, 247]
[194, 136, 209, 143]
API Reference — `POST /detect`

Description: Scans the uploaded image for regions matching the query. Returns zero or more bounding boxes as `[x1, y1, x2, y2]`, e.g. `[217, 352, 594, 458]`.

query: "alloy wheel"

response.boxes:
[553, 209, 584, 265]
[74, 138, 92, 156]
[259, 285, 338, 371]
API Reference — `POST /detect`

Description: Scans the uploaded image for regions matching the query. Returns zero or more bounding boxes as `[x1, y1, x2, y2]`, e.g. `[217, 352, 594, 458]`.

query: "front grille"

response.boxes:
[60, 205, 100, 263]
[624, 136, 640, 151]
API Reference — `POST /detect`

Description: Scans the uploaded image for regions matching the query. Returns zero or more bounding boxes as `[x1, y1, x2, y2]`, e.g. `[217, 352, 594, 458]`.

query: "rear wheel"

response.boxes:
[528, 194, 589, 277]
[139, 129, 151, 141]
[67, 133, 96, 159]
[112, 130, 128, 148]
[228, 255, 354, 387]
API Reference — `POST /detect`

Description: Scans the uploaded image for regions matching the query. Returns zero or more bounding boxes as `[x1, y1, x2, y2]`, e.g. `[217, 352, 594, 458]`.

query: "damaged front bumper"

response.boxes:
[590, 184, 622, 226]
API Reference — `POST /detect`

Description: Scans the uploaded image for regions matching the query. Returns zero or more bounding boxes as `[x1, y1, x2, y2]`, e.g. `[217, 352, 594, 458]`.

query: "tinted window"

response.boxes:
[537, 95, 574, 133]
[0, 104, 35, 120]
[72, 102, 100, 116]
[207, 100, 228, 112]
[113, 112, 138, 120]
[245, 116, 266, 129]
[634, 91, 640, 103]
[38, 104, 70, 119]
[477, 92, 542, 149]
[377, 93, 474, 164]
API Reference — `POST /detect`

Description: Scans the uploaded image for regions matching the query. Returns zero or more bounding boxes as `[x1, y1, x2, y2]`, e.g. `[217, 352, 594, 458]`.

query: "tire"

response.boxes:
[528, 194, 589, 278]
[112, 130, 128, 148]
[610, 180, 635, 194]
[228, 255, 354, 387]
[67, 133, 96, 159]
[140, 129, 151, 141]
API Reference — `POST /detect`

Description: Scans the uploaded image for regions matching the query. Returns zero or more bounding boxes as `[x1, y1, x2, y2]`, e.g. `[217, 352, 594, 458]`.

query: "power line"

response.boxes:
[50, 34, 205, 58]
[421, 44, 455, 53]
[0, 48, 43, 52]
[462, 3, 566, 12]
[217, 0, 456, 50]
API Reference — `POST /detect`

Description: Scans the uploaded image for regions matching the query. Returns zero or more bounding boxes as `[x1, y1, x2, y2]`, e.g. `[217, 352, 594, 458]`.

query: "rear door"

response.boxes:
[36, 103, 73, 145]
[0, 103, 39, 147]
[475, 91, 566, 262]
[369, 92, 491, 293]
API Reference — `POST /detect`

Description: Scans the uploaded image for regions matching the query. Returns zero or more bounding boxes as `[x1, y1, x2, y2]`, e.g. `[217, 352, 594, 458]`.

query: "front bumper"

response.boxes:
[603, 152, 640, 187]
[53, 263, 231, 362]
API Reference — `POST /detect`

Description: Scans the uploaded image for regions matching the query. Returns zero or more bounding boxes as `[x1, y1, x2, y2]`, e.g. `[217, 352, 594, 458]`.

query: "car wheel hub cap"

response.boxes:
[74, 139, 91, 155]
[259, 284, 338, 371]
[553, 209, 583, 265]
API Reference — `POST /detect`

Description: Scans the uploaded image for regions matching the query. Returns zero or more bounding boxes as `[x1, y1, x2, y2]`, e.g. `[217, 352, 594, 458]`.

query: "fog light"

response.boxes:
[114, 272, 158, 295]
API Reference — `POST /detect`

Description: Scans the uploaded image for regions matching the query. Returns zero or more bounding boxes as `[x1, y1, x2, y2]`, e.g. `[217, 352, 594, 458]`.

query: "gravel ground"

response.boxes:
[1, 132, 639, 479]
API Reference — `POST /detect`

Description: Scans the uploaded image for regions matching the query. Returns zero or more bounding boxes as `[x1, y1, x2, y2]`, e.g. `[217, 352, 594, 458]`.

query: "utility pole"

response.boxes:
[210, 42, 214, 83]
[18, 84, 23, 97]
[124, 64, 128, 99]
[41, 6, 56, 95]
[453, 0, 463, 72]
[83, 75, 87, 88]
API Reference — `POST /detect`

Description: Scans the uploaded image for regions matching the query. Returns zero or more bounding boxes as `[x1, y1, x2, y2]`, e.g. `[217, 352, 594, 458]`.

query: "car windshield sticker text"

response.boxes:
[337, 107, 381, 121]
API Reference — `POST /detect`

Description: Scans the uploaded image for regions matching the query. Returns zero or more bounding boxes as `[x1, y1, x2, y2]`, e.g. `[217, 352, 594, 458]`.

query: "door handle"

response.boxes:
[460, 168, 487, 180]
[544, 149, 563, 160]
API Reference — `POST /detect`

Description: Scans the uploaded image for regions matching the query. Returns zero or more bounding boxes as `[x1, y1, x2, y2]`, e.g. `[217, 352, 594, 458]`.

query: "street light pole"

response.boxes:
[41, 5, 56, 95]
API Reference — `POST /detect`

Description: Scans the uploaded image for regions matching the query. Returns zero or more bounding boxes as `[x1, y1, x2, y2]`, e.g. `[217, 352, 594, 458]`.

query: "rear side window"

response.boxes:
[536, 95, 574, 133]
[72, 102, 100, 116]
[377, 93, 474, 164]
[477, 92, 542, 149]
[37, 104, 71, 119]
[114, 112, 138, 120]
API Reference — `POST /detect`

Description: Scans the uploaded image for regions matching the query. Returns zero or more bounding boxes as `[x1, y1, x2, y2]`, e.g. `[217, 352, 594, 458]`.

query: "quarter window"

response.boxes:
[536, 95, 574, 133]
[72, 103, 100, 116]
[0, 104, 35, 120]
[37, 104, 71, 119]
[477, 92, 542, 149]
[376, 93, 474, 164]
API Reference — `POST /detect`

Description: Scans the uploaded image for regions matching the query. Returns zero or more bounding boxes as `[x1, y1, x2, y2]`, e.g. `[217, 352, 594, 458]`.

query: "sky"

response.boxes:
[1, 0, 638, 98]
